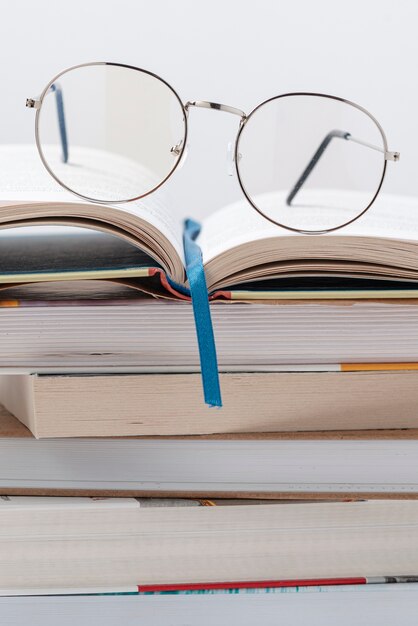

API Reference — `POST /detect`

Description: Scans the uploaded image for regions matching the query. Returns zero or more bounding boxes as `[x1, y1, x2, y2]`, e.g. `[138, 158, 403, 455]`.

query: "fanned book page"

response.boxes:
[0, 145, 186, 283]
[198, 191, 418, 291]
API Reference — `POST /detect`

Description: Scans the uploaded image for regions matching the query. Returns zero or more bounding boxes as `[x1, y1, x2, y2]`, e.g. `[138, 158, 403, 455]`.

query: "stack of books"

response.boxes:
[0, 144, 418, 622]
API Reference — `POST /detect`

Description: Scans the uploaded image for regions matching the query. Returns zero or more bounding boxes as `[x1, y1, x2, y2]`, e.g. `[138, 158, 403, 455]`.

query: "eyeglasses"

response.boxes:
[26, 61, 400, 234]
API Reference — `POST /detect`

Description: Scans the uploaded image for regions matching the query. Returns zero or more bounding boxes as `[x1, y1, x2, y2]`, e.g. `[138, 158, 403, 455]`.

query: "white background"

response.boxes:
[0, 0, 415, 220]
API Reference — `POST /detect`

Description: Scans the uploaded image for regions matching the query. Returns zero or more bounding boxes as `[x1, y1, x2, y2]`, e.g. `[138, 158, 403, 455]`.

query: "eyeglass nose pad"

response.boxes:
[171, 140, 189, 170]
[226, 142, 241, 176]
[226, 142, 235, 176]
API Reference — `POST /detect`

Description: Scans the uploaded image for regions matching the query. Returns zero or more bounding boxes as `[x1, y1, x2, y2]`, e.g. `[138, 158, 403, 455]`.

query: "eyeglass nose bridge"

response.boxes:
[185, 100, 247, 120]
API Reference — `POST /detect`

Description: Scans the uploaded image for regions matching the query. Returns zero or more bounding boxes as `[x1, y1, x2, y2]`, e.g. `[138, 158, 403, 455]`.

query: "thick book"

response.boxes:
[0, 497, 417, 589]
[3, 368, 418, 437]
[0, 405, 418, 498]
[2, 146, 418, 300]
[0, 283, 418, 372]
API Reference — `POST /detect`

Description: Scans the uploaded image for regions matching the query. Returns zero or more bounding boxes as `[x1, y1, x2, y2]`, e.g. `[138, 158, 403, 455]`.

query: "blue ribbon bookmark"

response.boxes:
[182, 218, 222, 407]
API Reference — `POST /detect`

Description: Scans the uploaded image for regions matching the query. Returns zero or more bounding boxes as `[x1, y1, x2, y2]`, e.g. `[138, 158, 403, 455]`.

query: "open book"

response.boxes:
[1, 145, 418, 300]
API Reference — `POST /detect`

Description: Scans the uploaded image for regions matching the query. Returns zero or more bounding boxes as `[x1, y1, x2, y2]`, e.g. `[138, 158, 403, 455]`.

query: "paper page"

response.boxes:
[0, 145, 185, 266]
[198, 190, 418, 265]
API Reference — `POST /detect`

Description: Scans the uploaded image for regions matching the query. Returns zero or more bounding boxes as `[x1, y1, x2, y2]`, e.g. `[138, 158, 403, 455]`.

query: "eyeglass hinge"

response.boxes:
[26, 98, 40, 110]
[385, 150, 400, 162]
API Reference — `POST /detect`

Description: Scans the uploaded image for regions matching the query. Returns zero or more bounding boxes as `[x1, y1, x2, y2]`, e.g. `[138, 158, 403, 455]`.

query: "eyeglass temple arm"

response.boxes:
[47, 83, 69, 164]
[286, 130, 399, 206]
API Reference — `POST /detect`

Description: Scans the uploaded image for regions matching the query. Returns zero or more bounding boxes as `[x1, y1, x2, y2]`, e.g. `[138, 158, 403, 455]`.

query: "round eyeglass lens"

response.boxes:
[236, 94, 387, 232]
[37, 63, 186, 203]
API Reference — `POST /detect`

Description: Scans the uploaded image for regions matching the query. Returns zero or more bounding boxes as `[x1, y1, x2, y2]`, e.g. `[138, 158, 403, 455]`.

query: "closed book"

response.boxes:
[0, 287, 418, 372]
[1, 584, 418, 626]
[0, 497, 417, 590]
[3, 368, 418, 438]
[0, 405, 418, 498]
